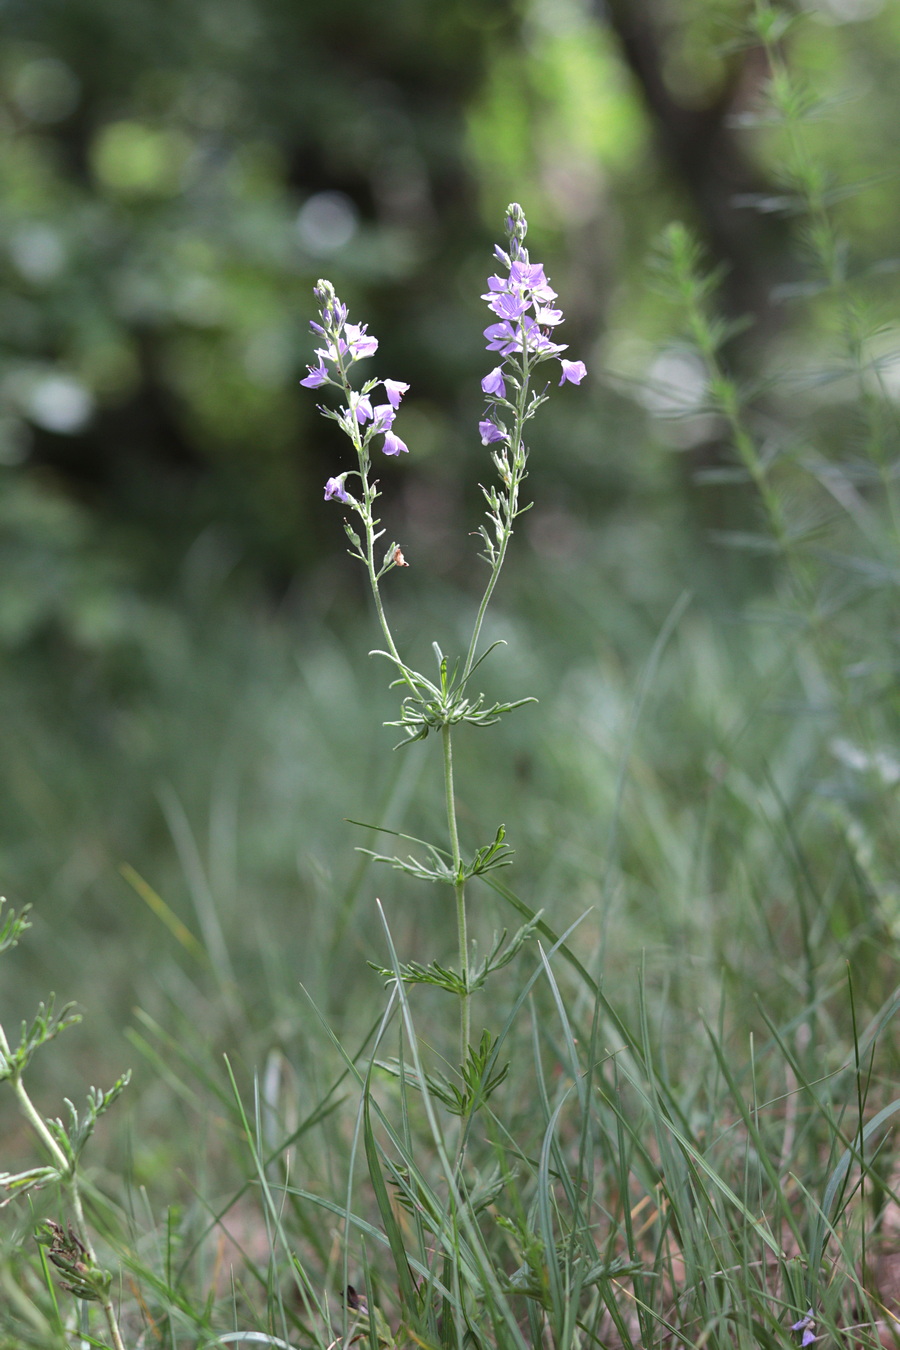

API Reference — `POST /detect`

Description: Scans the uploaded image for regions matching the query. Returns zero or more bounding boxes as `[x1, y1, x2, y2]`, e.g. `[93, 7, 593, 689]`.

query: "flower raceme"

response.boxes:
[300, 281, 410, 494]
[298, 278, 411, 581]
[301, 206, 585, 539]
[477, 202, 586, 451]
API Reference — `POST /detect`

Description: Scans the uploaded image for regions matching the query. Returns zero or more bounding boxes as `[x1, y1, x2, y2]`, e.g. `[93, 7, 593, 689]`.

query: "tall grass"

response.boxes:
[4, 4, 900, 1347]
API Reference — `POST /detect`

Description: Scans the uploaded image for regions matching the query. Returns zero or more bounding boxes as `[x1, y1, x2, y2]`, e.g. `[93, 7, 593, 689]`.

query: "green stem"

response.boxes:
[331, 300, 535, 1065]
[102, 1302, 128, 1350]
[463, 355, 532, 681]
[454, 338, 535, 1061]
[442, 724, 470, 1059]
[334, 354, 471, 1062]
[331, 358, 414, 689]
[463, 508, 513, 684]
[10, 1075, 69, 1174]
[363, 501, 403, 668]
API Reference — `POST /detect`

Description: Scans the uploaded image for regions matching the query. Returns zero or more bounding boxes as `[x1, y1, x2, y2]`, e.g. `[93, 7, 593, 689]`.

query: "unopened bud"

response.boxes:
[504, 202, 528, 248]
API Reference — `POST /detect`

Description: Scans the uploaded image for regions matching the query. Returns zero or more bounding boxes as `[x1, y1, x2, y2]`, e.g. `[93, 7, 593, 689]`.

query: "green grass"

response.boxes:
[2, 513, 899, 1347]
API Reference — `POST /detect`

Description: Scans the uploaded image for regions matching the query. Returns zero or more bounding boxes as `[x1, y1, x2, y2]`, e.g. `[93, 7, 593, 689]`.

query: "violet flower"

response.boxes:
[479, 213, 584, 377]
[300, 362, 329, 388]
[791, 1311, 817, 1346]
[383, 379, 410, 409]
[382, 430, 408, 456]
[343, 322, 378, 360]
[370, 404, 397, 434]
[351, 392, 374, 424]
[482, 367, 506, 398]
[324, 476, 351, 503]
[559, 359, 587, 386]
[479, 419, 505, 445]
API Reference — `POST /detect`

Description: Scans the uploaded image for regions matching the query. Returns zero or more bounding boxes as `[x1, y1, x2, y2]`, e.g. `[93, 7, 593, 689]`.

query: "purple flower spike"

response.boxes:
[481, 366, 506, 398]
[383, 379, 410, 409]
[382, 430, 408, 456]
[300, 363, 329, 388]
[479, 420, 505, 445]
[324, 476, 350, 503]
[558, 359, 587, 386]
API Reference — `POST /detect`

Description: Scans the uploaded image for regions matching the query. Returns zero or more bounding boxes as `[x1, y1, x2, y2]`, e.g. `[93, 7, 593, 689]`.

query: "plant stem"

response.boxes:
[442, 724, 470, 1059]
[331, 357, 413, 687]
[330, 286, 536, 1065]
[463, 506, 513, 684]
[69, 1181, 127, 1350]
[336, 357, 472, 1058]
[363, 496, 403, 668]
[102, 1303, 128, 1350]
[463, 355, 532, 681]
[9, 1075, 69, 1175]
[454, 341, 533, 1056]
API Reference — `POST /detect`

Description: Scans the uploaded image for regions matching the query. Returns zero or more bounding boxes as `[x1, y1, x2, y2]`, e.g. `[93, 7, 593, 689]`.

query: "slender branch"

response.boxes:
[441, 725, 470, 1058]
[69, 1181, 127, 1350]
[464, 355, 532, 680]
[11, 1077, 69, 1174]
[329, 350, 413, 684]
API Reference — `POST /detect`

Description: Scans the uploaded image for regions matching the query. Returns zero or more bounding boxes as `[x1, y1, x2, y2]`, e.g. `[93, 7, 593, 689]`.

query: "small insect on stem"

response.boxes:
[393, 546, 409, 567]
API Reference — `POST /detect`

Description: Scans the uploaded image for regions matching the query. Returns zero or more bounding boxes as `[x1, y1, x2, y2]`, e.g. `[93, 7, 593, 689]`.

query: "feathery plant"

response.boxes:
[655, 1, 900, 674]
[0, 900, 130, 1350]
[639, 7, 900, 1337]
[651, 0, 900, 962]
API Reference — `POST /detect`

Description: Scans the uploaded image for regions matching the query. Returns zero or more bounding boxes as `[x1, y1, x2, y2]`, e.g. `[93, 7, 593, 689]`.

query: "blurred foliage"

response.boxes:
[0, 0, 898, 606]
[0, 0, 529, 578]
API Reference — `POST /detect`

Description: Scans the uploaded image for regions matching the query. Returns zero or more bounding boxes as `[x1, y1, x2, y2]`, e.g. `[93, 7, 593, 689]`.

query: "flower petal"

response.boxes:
[479, 419, 505, 445]
[558, 359, 586, 386]
[383, 379, 410, 409]
[481, 366, 506, 397]
[324, 476, 350, 503]
[382, 431, 408, 456]
[300, 364, 329, 388]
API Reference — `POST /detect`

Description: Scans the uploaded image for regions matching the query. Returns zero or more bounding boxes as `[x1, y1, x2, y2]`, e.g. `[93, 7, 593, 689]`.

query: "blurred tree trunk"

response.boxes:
[600, 0, 785, 334]
[599, 0, 789, 529]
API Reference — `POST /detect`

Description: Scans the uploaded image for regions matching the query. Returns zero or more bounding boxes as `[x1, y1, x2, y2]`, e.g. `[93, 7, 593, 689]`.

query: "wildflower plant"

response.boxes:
[302, 203, 585, 1060]
[7, 13, 900, 1339]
